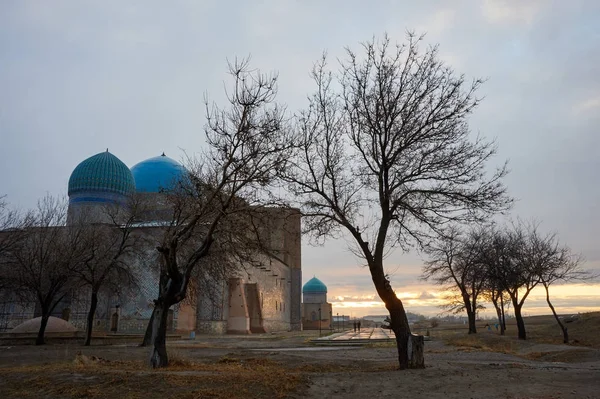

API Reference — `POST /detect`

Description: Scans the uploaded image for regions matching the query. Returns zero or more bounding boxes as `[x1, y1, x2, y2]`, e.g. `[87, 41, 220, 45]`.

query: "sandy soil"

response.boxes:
[293, 340, 600, 399]
[0, 333, 599, 398]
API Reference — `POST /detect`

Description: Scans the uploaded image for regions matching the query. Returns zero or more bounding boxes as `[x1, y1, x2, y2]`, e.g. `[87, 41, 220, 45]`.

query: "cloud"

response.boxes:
[1, 0, 599, 320]
[417, 291, 437, 300]
[330, 295, 377, 303]
[415, 8, 456, 36]
[481, 0, 547, 26]
[572, 95, 600, 116]
[327, 282, 600, 318]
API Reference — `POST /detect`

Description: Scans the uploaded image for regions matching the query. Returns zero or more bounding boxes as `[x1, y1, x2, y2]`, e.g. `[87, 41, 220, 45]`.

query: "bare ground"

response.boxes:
[0, 322, 599, 398]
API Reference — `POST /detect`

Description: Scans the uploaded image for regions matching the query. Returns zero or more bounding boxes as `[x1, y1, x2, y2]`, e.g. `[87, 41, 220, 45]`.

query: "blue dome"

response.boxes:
[68, 151, 135, 199]
[130, 153, 188, 193]
[303, 277, 327, 294]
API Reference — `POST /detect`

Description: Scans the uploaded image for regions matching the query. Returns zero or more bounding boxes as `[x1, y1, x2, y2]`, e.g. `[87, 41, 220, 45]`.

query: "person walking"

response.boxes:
[358, 321, 361, 332]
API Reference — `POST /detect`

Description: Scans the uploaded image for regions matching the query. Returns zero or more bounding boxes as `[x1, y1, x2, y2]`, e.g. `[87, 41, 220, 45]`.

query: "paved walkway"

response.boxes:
[314, 327, 395, 341]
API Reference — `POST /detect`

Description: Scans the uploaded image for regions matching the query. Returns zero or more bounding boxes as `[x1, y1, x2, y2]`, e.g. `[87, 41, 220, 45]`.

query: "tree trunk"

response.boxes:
[389, 304, 412, 370]
[149, 300, 171, 368]
[500, 294, 506, 334]
[36, 314, 50, 345]
[140, 307, 156, 347]
[463, 291, 477, 334]
[382, 285, 424, 369]
[544, 284, 569, 344]
[514, 303, 526, 340]
[84, 290, 98, 346]
[491, 296, 503, 334]
[467, 309, 477, 334]
[408, 334, 425, 368]
[371, 261, 422, 369]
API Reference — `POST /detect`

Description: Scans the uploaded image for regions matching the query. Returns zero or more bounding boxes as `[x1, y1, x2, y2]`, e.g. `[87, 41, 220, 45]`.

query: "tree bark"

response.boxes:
[36, 313, 50, 345]
[84, 290, 98, 346]
[140, 307, 157, 347]
[500, 294, 506, 334]
[491, 296, 505, 335]
[408, 334, 425, 368]
[492, 298, 502, 330]
[374, 271, 422, 369]
[467, 308, 477, 334]
[514, 303, 527, 340]
[463, 291, 477, 334]
[149, 300, 171, 368]
[389, 302, 412, 370]
[544, 284, 568, 344]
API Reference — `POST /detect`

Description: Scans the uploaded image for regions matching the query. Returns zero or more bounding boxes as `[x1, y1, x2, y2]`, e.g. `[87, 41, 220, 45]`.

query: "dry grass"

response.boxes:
[521, 349, 594, 363]
[443, 333, 522, 355]
[0, 355, 306, 399]
[0, 347, 410, 398]
[2, 313, 598, 397]
[522, 312, 600, 348]
[365, 341, 397, 348]
[440, 311, 600, 362]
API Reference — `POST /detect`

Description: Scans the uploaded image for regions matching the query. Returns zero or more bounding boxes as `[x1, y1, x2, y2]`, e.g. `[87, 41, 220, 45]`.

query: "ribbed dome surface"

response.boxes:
[303, 277, 327, 293]
[68, 151, 135, 197]
[130, 154, 187, 193]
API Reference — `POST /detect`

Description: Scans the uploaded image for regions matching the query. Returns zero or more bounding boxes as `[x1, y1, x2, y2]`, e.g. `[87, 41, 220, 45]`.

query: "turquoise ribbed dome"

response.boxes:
[303, 277, 327, 294]
[130, 153, 188, 193]
[68, 151, 135, 197]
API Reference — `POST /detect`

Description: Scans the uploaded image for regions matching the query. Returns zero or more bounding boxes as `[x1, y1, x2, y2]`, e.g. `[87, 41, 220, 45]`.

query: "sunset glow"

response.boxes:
[327, 283, 600, 318]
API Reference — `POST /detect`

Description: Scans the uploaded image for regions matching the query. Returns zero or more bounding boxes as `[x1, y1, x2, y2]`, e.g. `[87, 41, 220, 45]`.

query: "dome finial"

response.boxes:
[161, 152, 165, 156]
[106, 148, 109, 152]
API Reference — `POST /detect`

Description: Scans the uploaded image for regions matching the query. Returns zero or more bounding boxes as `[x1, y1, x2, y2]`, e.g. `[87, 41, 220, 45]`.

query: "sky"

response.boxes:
[1, 0, 599, 318]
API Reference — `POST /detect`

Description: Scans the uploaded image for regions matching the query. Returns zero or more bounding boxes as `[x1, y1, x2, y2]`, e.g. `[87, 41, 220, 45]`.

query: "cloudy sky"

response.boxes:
[1, 0, 599, 317]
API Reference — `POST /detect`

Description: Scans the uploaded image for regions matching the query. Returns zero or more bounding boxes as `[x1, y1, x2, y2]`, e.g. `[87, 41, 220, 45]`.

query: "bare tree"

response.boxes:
[0, 197, 32, 330]
[146, 58, 292, 368]
[0, 197, 31, 267]
[423, 225, 489, 334]
[282, 33, 511, 369]
[481, 278, 509, 335]
[73, 203, 142, 346]
[1, 196, 85, 344]
[536, 234, 588, 343]
[483, 221, 560, 340]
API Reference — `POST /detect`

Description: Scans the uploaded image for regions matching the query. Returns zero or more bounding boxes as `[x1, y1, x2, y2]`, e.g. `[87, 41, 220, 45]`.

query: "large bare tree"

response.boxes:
[73, 203, 142, 346]
[1, 196, 85, 344]
[146, 59, 292, 368]
[282, 33, 511, 369]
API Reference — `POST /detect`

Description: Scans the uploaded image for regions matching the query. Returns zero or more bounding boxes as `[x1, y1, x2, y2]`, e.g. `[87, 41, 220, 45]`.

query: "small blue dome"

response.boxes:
[303, 277, 327, 294]
[68, 151, 135, 198]
[130, 153, 188, 193]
